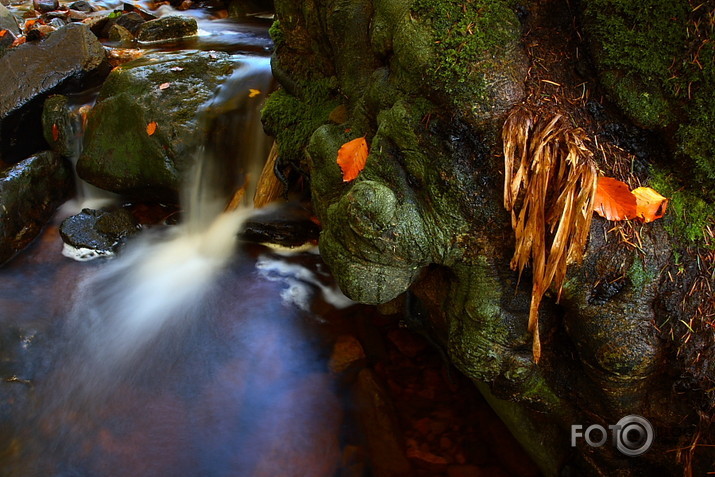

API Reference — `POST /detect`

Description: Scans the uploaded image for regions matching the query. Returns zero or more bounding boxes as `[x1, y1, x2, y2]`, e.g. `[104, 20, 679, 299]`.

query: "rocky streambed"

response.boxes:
[0, 0, 540, 476]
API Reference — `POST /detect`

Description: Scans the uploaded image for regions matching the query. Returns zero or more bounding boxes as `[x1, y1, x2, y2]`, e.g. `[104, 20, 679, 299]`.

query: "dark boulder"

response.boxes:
[0, 151, 73, 265]
[0, 23, 110, 163]
[59, 208, 139, 260]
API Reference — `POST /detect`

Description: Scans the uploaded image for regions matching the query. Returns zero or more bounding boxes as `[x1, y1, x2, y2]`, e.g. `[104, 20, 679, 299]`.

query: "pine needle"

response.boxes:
[503, 107, 597, 362]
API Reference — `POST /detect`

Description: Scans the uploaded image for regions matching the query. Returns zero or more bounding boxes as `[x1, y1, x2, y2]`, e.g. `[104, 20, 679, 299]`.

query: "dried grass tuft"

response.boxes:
[503, 107, 598, 362]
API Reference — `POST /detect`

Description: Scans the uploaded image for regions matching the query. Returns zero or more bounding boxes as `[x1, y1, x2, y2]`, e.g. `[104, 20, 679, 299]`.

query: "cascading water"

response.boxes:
[0, 49, 347, 477]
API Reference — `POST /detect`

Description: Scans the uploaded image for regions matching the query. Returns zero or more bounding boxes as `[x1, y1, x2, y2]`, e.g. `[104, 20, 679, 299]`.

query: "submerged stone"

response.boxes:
[0, 23, 109, 163]
[0, 151, 73, 265]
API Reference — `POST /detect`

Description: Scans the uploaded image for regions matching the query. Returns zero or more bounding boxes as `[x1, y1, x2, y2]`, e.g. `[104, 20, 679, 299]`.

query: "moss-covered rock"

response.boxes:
[77, 50, 235, 201]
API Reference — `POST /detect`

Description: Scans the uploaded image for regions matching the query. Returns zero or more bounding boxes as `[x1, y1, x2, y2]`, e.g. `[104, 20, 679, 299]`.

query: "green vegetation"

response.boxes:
[584, 0, 715, 239]
[650, 169, 715, 246]
[261, 78, 340, 168]
[411, 0, 521, 104]
[268, 19, 284, 48]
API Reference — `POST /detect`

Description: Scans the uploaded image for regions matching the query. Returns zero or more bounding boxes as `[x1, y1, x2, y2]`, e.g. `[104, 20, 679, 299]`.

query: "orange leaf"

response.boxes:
[146, 121, 157, 136]
[51, 123, 59, 142]
[11, 36, 25, 47]
[633, 187, 668, 223]
[594, 177, 638, 221]
[336, 137, 368, 182]
[248, 88, 261, 98]
[0, 30, 7, 37]
[159, 82, 170, 90]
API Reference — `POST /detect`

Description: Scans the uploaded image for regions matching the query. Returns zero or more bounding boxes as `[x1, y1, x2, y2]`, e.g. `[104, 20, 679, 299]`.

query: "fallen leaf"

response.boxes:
[11, 36, 25, 47]
[633, 187, 668, 223]
[78, 105, 92, 130]
[336, 137, 368, 182]
[248, 88, 261, 98]
[594, 177, 638, 221]
[51, 123, 59, 142]
[170, 66, 184, 72]
[146, 121, 157, 136]
[0, 30, 7, 37]
[159, 82, 170, 90]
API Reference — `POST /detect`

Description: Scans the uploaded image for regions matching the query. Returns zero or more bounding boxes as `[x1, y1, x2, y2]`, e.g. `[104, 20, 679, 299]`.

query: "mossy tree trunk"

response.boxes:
[261, 0, 715, 474]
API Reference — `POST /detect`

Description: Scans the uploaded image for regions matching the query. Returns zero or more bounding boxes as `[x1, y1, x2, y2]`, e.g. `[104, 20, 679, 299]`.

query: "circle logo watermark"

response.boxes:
[571, 414, 654, 456]
[612, 415, 654, 456]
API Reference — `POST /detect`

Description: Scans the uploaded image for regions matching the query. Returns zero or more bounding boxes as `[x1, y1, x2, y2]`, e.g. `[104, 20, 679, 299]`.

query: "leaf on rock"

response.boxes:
[146, 121, 157, 136]
[633, 187, 668, 223]
[159, 82, 170, 90]
[0, 30, 7, 37]
[594, 177, 638, 221]
[337, 137, 368, 182]
[51, 123, 59, 142]
[248, 88, 261, 98]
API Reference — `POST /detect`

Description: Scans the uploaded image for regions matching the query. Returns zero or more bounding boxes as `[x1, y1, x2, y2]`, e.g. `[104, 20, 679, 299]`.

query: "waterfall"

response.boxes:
[66, 54, 274, 381]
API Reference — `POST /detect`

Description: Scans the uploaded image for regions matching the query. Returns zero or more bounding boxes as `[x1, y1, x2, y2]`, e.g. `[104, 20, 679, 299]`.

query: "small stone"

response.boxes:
[406, 447, 449, 470]
[68, 0, 93, 12]
[60, 208, 139, 260]
[33, 0, 59, 13]
[108, 23, 133, 43]
[115, 11, 144, 35]
[329, 334, 366, 374]
[387, 328, 428, 358]
[447, 464, 486, 477]
[136, 15, 197, 43]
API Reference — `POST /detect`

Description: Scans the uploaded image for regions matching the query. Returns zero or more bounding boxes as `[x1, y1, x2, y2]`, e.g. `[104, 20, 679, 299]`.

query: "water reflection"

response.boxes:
[0, 230, 344, 477]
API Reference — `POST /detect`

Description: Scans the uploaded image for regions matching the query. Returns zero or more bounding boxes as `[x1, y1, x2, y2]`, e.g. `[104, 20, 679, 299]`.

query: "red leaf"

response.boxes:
[51, 123, 59, 142]
[594, 177, 638, 221]
[336, 137, 368, 182]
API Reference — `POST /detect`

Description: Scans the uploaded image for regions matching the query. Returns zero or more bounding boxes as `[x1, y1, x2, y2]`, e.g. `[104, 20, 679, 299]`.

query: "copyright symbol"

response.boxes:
[614, 415, 654, 456]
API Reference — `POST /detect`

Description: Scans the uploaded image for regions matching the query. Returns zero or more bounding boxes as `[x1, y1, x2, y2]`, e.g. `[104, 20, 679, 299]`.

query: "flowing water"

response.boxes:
[0, 5, 541, 476]
[0, 11, 350, 477]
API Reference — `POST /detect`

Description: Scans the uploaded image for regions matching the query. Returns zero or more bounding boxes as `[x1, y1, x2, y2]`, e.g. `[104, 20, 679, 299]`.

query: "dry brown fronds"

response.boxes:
[503, 107, 598, 362]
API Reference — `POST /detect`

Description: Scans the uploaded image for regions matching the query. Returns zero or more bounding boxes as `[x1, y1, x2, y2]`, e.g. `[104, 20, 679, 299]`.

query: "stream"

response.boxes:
[0, 2, 539, 476]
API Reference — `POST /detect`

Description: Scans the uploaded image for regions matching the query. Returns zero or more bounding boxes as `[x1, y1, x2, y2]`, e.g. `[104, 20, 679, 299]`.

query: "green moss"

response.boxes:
[601, 72, 675, 129]
[583, 0, 688, 128]
[628, 257, 655, 291]
[261, 78, 340, 168]
[411, 0, 521, 104]
[585, 0, 715, 190]
[268, 19, 284, 48]
[650, 169, 715, 246]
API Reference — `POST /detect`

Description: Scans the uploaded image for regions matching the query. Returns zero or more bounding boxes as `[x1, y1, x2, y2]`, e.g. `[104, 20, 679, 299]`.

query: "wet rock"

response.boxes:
[241, 203, 321, 247]
[329, 335, 366, 374]
[0, 151, 73, 265]
[0, 23, 109, 163]
[0, 4, 20, 36]
[107, 23, 133, 44]
[352, 369, 412, 477]
[33, 0, 58, 12]
[41, 95, 77, 157]
[136, 15, 197, 43]
[68, 0, 93, 13]
[77, 50, 235, 200]
[59, 208, 139, 260]
[114, 11, 144, 36]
